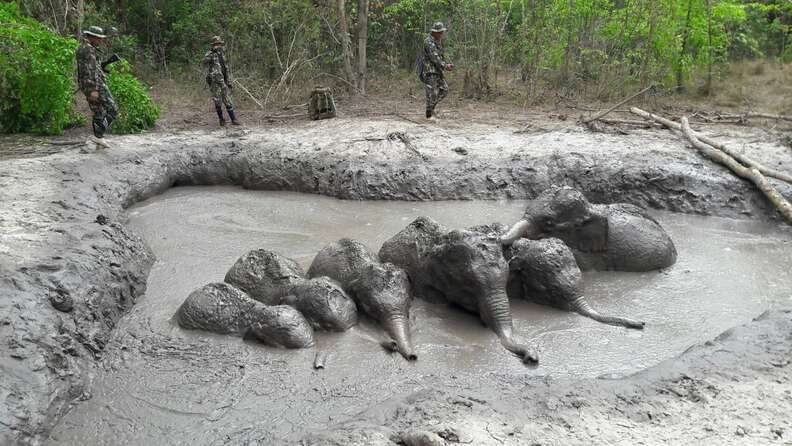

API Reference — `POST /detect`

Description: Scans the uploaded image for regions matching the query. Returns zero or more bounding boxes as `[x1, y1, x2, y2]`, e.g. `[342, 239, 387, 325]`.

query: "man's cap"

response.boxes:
[211, 36, 225, 45]
[83, 26, 106, 39]
[430, 22, 447, 33]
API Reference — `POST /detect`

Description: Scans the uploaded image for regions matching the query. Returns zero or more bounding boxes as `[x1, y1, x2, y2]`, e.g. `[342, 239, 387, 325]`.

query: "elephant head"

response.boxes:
[501, 186, 677, 272]
[424, 229, 538, 364]
[509, 238, 644, 329]
[308, 238, 417, 361]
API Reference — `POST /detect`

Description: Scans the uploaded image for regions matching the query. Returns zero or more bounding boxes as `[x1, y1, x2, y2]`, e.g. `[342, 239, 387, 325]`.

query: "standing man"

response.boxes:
[203, 36, 240, 126]
[76, 26, 118, 149]
[422, 22, 453, 121]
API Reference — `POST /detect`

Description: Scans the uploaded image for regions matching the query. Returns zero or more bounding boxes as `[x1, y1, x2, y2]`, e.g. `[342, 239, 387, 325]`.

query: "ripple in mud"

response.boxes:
[46, 186, 792, 445]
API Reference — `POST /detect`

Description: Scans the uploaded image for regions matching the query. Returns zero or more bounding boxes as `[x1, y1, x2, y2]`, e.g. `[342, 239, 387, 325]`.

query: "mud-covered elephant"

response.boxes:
[508, 238, 645, 329]
[308, 238, 417, 361]
[501, 186, 677, 272]
[175, 282, 316, 348]
[380, 218, 538, 364]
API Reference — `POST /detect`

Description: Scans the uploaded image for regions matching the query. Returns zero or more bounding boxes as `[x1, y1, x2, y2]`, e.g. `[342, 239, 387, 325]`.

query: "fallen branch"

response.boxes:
[583, 84, 655, 125]
[630, 107, 792, 184]
[598, 118, 663, 128]
[232, 79, 264, 109]
[387, 131, 427, 161]
[718, 112, 792, 123]
[680, 117, 792, 224]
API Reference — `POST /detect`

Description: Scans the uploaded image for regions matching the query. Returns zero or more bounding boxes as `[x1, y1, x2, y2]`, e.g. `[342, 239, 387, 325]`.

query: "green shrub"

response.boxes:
[0, 2, 80, 134]
[106, 59, 160, 133]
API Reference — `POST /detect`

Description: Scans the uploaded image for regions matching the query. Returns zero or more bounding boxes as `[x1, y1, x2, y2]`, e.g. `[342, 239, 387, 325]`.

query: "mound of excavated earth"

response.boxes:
[1, 117, 790, 445]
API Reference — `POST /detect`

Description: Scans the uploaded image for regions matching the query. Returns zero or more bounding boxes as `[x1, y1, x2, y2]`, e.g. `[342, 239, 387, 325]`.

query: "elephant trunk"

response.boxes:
[382, 314, 417, 361]
[570, 296, 645, 329]
[480, 290, 538, 364]
[500, 219, 531, 245]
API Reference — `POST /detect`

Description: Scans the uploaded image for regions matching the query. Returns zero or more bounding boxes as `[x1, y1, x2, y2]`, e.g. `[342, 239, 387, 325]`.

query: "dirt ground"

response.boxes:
[0, 91, 791, 445]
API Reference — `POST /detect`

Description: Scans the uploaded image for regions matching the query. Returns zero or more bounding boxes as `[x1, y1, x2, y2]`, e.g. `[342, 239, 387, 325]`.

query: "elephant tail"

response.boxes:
[500, 219, 530, 245]
[570, 296, 645, 329]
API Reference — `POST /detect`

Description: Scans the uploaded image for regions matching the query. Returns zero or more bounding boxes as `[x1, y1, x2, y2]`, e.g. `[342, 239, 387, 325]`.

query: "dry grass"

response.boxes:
[707, 60, 792, 114]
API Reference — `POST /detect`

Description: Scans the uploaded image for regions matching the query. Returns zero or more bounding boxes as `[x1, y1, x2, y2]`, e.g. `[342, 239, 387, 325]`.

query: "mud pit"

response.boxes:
[45, 187, 792, 445]
[2, 116, 791, 445]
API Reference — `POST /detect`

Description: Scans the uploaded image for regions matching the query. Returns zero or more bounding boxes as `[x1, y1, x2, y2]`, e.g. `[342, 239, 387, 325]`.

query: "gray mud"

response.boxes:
[45, 187, 792, 445]
[1, 117, 791, 444]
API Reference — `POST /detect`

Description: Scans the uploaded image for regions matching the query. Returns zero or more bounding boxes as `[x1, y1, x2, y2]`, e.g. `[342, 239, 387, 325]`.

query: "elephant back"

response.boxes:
[606, 205, 677, 271]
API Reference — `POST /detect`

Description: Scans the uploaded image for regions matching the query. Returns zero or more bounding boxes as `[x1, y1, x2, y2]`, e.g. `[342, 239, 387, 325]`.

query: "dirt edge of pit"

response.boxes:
[0, 127, 789, 445]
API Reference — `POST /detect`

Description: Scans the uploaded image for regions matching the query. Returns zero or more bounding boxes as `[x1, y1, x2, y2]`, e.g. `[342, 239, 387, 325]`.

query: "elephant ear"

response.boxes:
[570, 212, 608, 253]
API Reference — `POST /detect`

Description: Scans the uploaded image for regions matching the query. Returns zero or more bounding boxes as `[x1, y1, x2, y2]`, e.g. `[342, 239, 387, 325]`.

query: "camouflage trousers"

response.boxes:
[210, 80, 234, 109]
[88, 85, 118, 137]
[424, 74, 448, 114]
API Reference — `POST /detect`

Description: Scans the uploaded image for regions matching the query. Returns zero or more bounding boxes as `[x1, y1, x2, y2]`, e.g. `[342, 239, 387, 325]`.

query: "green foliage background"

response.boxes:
[0, 2, 80, 134]
[106, 60, 161, 134]
[8, 0, 792, 118]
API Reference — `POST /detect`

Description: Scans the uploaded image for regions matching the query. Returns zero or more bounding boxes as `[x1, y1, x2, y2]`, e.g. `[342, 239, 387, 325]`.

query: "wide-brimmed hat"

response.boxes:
[211, 36, 225, 45]
[83, 26, 106, 39]
[430, 22, 447, 33]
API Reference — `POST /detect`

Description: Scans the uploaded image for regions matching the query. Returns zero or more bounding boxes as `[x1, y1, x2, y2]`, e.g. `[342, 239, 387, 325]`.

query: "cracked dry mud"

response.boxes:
[1, 116, 791, 445]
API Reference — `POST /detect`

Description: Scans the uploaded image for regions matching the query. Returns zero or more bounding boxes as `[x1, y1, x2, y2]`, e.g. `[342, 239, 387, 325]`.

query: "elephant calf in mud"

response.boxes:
[508, 238, 645, 329]
[308, 238, 418, 361]
[176, 282, 316, 348]
[380, 217, 538, 364]
[501, 186, 677, 272]
[176, 249, 359, 352]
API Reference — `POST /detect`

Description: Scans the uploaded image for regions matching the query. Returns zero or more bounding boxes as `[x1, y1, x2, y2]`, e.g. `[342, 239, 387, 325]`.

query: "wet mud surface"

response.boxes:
[1, 116, 790, 444]
[46, 187, 792, 445]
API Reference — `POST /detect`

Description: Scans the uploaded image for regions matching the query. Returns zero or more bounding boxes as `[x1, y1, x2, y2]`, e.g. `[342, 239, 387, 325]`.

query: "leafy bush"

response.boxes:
[0, 2, 80, 134]
[106, 59, 160, 133]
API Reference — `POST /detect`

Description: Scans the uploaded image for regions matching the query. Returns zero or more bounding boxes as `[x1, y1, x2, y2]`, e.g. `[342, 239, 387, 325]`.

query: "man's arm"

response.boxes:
[202, 51, 214, 67]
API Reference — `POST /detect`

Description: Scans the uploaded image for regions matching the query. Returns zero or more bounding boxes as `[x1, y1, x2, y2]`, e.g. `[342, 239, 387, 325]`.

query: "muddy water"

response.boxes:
[47, 187, 792, 445]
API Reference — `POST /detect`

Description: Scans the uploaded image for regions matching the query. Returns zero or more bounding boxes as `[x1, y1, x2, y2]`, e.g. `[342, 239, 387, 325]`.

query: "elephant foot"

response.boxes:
[500, 337, 539, 365]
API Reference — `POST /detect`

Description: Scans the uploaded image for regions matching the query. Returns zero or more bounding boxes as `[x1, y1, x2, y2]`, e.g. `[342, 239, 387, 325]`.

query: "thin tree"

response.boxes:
[676, 0, 694, 92]
[336, 0, 357, 92]
[356, 0, 368, 95]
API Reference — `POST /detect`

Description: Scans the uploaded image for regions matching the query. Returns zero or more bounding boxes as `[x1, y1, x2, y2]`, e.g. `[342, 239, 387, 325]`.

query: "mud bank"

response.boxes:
[302, 309, 792, 445]
[44, 187, 792, 445]
[1, 117, 790, 444]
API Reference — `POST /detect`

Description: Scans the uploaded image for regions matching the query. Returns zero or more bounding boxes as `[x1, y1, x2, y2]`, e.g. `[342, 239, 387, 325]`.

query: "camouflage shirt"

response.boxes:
[76, 41, 107, 96]
[423, 36, 449, 76]
[203, 48, 230, 85]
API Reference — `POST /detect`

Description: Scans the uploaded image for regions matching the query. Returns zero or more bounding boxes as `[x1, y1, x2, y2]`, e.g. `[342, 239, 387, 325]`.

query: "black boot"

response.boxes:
[227, 106, 240, 125]
[426, 109, 432, 118]
[215, 104, 226, 126]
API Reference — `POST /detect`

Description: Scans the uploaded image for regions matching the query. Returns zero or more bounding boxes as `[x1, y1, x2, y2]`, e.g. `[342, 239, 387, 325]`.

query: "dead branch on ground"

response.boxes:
[631, 107, 792, 184]
[680, 117, 792, 224]
[387, 131, 427, 160]
[582, 84, 655, 125]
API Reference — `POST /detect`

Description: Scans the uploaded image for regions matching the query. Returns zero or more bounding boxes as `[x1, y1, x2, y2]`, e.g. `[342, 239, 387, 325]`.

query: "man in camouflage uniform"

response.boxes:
[76, 26, 118, 148]
[203, 36, 239, 126]
[422, 22, 453, 121]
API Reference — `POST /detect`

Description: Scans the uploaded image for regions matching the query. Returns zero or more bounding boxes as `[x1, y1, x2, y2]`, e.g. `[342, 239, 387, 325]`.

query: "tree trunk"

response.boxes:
[676, 0, 694, 92]
[356, 0, 368, 95]
[705, 0, 713, 95]
[336, 0, 357, 93]
[641, 0, 657, 87]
